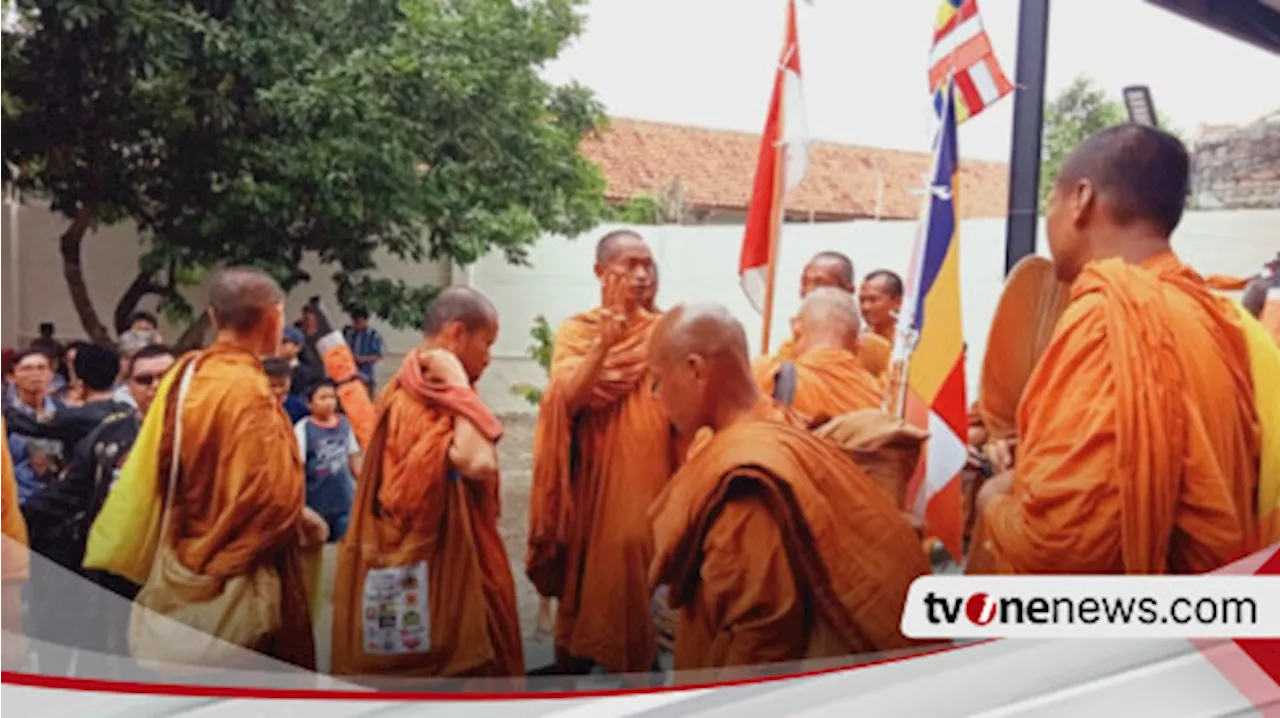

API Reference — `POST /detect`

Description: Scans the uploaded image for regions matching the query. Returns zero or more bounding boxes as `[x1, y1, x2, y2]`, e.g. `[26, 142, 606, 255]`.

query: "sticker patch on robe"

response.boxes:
[361, 561, 430, 655]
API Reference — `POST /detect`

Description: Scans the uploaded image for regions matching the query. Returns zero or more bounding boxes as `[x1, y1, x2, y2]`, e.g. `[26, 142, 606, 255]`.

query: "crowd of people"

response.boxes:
[0, 300, 384, 674]
[0, 124, 1276, 688]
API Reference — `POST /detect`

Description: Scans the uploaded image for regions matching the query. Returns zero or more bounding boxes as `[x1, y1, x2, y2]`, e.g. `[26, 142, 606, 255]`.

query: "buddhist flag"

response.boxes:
[901, 81, 967, 560]
[739, 0, 810, 328]
[929, 0, 1012, 124]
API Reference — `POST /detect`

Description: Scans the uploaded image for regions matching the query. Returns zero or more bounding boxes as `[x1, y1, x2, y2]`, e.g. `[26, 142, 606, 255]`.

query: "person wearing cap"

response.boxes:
[111, 329, 157, 409]
[281, 325, 319, 401]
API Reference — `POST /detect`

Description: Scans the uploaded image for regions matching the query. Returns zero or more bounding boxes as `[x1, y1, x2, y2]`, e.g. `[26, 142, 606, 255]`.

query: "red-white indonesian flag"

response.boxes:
[739, 0, 811, 316]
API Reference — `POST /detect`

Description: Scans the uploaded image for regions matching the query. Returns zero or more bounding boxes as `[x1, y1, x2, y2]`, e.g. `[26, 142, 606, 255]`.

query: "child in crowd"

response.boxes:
[294, 380, 360, 617]
[263, 357, 309, 423]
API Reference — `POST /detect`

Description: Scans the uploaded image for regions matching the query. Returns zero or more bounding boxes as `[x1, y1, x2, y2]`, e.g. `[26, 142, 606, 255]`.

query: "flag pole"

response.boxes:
[759, 6, 797, 355]
[760, 147, 785, 354]
[885, 73, 954, 419]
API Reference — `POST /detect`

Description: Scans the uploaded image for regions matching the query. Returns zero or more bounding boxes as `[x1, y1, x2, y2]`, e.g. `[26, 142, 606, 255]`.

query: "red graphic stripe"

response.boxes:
[0, 643, 977, 702]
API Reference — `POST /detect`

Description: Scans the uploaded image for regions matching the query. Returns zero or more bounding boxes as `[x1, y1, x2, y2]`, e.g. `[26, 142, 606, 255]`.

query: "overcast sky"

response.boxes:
[543, 0, 1280, 160]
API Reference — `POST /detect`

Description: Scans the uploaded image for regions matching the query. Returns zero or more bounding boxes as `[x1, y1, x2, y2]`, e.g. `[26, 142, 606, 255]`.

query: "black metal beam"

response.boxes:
[1004, 0, 1051, 276]
[1145, 0, 1280, 56]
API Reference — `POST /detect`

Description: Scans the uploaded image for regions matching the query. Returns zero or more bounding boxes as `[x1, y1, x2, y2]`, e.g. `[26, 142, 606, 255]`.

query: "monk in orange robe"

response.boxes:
[2, 420, 30, 669]
[330, 288, 522, 681]
[134, 268, 315, 668]
[858, 269, 904, 345]
[754, 287, 885, 423]
[974, 125, 1260, 575]
[761, 251, 890, 379]
[646, 303, 930, 675]
[526, 229, 677, 674]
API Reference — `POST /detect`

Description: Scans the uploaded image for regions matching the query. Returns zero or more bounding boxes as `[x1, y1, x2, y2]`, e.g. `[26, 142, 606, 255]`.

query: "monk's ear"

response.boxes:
[1070, 180, 1096, 227]
[686, 353, 707, 382]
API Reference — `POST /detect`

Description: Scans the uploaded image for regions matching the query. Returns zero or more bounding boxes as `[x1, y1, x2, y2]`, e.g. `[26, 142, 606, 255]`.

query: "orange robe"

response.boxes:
[0, 419, 29, 665]
[165, 344, 315, 668]
[317, 334, 378, 450]
[753, 345, 885, 422]
[765, 333, 890, 382]
[331, 352, 521, 679]
[526, 309, 676, 673]
[979, 253, 1260, 575]
[2, 419, 29, 586]
[650, 417, 931, 674]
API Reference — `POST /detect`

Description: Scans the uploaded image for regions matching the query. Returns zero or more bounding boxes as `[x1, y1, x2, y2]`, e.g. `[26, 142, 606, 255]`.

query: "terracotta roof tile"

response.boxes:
[581, 117, 1009, 220]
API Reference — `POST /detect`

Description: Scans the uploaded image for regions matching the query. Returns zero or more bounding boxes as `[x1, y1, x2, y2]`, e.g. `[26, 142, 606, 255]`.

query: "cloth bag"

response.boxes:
[128, 356, 283, 672]
[81, 361, 186, 585]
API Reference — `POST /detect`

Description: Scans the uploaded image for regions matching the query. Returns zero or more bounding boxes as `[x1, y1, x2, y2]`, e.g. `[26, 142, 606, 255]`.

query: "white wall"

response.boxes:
[1, 197, 450, 356]
[4, 197, 1276, 415]
[469, 210, 1280, 413]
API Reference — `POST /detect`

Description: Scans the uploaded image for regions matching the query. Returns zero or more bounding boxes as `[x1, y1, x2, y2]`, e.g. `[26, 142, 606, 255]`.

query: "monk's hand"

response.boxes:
[299, 507, 330, 548]
[420, 348, 469, 388]
[985, 438, 1016, 473]
[975, 470, 1014, 515]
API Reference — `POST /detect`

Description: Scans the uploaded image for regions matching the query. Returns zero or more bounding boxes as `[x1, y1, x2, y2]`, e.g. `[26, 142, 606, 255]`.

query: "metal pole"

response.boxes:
[1004, 0, 1051, 276]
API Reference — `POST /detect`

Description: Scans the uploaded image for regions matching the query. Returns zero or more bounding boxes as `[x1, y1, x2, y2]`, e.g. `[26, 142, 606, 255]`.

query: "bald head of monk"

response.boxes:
[649, 302, 760, 437]
[594, 229, 656, 312]
[791, 287, 862, 359]
[800, 251, 855, 298]
[423, 286, 499, 383]
[207, 266, 286, 356]
[859, 270, 903, 339]
[1046, 124, 1191, 282]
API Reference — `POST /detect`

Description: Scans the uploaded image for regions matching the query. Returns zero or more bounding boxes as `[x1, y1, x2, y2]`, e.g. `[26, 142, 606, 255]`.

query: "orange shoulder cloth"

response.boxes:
[650, 420, 930, 654]
[526, 309, 657, 597]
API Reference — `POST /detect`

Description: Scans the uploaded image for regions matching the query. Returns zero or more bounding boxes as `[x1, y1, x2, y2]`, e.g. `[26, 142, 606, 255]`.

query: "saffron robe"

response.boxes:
[650, 419, 931, 674]
[979, 253, 1260, 575]
[330, 353, 522, 679]
[526, 308, 677, 673]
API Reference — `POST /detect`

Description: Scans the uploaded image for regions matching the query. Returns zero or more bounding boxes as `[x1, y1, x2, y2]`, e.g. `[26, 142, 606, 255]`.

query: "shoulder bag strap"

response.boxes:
[155, 356, 201, 551]
[772, 360, 798, 407]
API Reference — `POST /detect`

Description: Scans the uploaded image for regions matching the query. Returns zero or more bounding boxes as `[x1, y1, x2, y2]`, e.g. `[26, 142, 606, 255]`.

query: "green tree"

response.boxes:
[1040, 75, 1186, 208]
[3, 0, 607, 346]
[509, 315, 554, 406]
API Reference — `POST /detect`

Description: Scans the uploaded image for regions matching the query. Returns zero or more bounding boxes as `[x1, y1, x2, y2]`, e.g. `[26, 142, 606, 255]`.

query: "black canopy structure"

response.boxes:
[1146, 0, 1280, 55]
[1001, 0, 1280, 276]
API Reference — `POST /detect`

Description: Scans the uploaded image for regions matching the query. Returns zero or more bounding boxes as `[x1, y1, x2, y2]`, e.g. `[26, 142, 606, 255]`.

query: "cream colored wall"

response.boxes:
[0, 197, 451, 367]
[5, 198, 1277, 414]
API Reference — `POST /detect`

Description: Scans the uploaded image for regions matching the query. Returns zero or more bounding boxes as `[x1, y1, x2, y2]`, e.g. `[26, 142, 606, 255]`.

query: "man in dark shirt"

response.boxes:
[9, 343, 124, 676]
[79, 345, 176, 670]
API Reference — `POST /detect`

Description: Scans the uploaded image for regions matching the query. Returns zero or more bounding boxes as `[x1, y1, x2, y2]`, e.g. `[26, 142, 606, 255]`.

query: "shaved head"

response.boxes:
[423, 286, 497, 336]
[593, 229, 656, 312]
[1046, 124, 1191, 281]
[864, 270, 904, 299]
[208, 267, 285, 333]
[801, 251, 855, 297]
[596, 229, 645, 265]
[423, 286, 499, 383]
[794, 287, 861, 357]
[650, 302, 758, 435]
[1055, 124, 1190, 235]
[652, 303, 750, 367]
